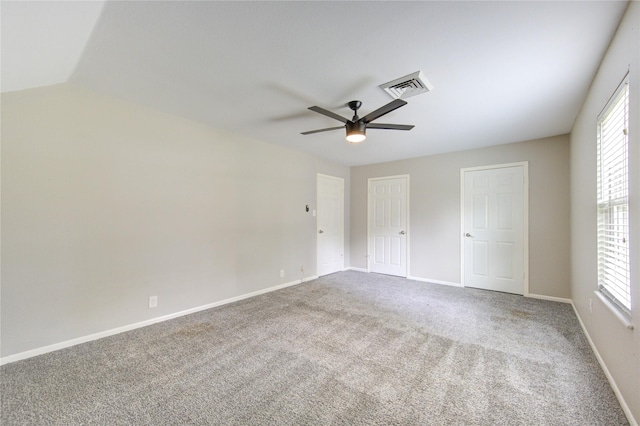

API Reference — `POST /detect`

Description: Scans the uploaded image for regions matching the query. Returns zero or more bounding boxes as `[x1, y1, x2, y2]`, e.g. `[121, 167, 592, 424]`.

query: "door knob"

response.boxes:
[318, 229, 324, 234]
[399, 230, 406, 235]
[465, 233, 473, 237]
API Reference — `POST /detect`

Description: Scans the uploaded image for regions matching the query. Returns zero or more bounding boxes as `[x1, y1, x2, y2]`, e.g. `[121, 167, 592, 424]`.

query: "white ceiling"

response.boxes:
[0, 1, 105, 93]
[1, 1, 629, 166]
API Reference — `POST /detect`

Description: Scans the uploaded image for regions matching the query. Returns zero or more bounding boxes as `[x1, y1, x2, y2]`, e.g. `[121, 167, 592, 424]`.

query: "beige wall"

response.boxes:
[570, 2, 639, 423]
[350, 135, 571, 299]
[1, 83, 350, 358]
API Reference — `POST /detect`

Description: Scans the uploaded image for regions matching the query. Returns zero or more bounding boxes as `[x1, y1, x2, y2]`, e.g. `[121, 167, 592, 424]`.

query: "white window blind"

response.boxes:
[597, 77, 631, 314]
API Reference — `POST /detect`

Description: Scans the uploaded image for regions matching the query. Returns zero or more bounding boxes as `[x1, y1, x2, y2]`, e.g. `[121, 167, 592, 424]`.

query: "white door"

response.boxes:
[317, 174, 344, 277]
[462, 164, 526, 295]
[368, 176, 408, 277]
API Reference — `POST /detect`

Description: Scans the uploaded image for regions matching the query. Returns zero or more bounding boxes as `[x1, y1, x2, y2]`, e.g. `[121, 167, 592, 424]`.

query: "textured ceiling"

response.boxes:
[2, 1, 629, 166]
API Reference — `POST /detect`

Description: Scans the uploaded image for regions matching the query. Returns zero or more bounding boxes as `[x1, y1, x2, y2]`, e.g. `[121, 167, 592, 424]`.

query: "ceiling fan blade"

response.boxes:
[361, 99, 408, 123]
[301, 126, 345, 135]
[308, 106, 349, 123]
[367, 123, 415, 131]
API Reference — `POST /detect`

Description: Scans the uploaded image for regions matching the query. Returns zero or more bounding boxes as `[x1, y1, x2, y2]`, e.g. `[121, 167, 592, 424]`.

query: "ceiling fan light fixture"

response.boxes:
[346, 121, 366, 144]
[346, 132, 366, 144]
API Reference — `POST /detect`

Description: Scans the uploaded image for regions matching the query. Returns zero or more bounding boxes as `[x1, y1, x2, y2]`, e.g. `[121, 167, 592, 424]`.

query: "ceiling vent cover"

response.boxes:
[380, 71, 433, 99]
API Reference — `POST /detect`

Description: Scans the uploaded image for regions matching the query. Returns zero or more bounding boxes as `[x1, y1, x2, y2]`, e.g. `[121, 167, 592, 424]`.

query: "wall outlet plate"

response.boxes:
[149, 296, 158, 308]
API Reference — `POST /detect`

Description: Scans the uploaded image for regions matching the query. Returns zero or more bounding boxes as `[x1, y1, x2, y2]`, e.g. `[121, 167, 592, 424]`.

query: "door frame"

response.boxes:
[460, 162, 529, 296]
[367, 174, 410, 277]
[317, 173, 345, 276]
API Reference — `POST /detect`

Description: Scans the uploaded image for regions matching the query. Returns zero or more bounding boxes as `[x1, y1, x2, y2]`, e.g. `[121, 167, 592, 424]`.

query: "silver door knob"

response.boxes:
[399, 230, 406, 235]
[318, 230, 324, 234]
[465, 233, 472, 237]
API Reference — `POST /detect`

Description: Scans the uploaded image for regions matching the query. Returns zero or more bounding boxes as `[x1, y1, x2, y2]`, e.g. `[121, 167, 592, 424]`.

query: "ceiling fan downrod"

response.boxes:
[347, 100, 362, 121]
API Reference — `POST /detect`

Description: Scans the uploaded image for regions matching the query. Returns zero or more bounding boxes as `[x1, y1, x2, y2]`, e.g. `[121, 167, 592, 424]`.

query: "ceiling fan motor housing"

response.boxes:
[347, 121, 366, 133]
[346, 120, 366, 143]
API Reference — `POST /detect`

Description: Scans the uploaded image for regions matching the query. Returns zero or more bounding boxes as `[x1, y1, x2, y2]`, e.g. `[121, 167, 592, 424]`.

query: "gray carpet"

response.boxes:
[1, 271, 629, 425]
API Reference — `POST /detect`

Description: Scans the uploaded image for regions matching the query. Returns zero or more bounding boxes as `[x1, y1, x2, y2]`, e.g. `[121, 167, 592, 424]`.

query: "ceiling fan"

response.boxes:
[301, 99, 414, 143]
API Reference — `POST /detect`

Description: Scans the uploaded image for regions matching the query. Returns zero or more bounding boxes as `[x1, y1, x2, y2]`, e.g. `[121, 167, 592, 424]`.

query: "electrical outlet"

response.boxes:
[589, 298, 592, 313]
[301, 266, 304, 273]
[149, 296, 158, 308]
[280, 269, 285, 278]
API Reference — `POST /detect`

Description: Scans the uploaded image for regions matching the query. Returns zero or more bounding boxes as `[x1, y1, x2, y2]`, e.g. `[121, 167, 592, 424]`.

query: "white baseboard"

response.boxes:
[0, 277, 309, 366]
[571, 302, 638, 426]
[344, 267, 368, 273]
[344, 270, 463, 288]
[526, 293, 572, 304]
[408, 276, 463, 287]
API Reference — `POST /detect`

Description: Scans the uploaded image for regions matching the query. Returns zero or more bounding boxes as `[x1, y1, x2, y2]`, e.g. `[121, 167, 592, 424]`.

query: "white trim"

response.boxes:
[407, 276, 463, 287]
[366, 178, 371, 273]
[367, 174, 412, 181]
[526, 293, 572, 304]
[0, 277, 310, 366]
[367, 174, 410, 277]
[460, 171, 465, 286]
[344, 271, 463, 288]
[460, 161, 530, 173]
[593, 290, 635, 330]
[571, 302, 638, 426]
[345, 267, 368, 273]
[522, 164, 530, 297]
[407, 175, 411, 278]
[460, 162, 529, 296]
[317, 174, 345, 277]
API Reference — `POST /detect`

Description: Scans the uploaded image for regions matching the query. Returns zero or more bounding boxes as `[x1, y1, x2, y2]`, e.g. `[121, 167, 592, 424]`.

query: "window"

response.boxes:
[597, 75, 630, 315]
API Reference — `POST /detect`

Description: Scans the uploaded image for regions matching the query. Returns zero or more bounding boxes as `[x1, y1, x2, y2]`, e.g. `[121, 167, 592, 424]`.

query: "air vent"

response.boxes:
[379, 71, 433, 100]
